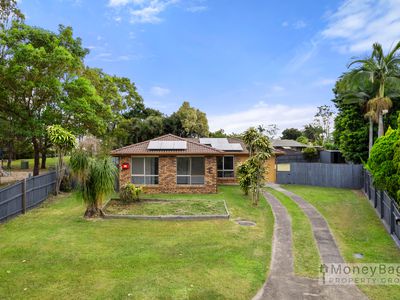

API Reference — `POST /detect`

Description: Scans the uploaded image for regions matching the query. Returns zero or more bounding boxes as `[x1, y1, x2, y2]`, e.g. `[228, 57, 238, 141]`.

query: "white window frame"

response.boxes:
[131, 157, 159, 185]
[217, 156, 235, 178]
[176, 156, 205, 185]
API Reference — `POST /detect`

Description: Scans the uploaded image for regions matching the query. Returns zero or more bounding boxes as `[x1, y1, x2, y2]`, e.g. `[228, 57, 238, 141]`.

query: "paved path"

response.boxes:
[253, 185, 367, 300]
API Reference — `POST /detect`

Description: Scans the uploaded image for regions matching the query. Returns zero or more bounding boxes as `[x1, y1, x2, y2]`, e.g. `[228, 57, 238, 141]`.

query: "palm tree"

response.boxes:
[340, 89, 375, 156]
[348, 42, 400, 137]
[70, 149, 117, 218]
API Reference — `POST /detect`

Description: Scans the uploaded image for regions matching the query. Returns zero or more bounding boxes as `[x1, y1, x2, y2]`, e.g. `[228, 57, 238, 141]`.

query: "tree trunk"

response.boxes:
[84, 205, 105, 218]
[7, 140, 13, 169]
[32, 137, 40, 176]
[378, 112, 384, 138]
[368, 118, 373, 157]
[41, 150, 47, 169]
[55, 151, 64, 195]
[7, 156, 11, 169]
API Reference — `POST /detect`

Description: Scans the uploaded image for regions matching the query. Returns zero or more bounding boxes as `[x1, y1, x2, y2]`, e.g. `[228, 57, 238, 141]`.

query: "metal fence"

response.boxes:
[276, 163, 364, 189]
[363, 171, 400, 245]
[0, 171, 56, 222]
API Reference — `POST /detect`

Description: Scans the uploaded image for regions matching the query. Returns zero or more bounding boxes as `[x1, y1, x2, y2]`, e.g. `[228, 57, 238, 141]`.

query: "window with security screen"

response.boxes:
[217, 156, 234, 178]
[176, 157, 205, 185]
[131, 157, 159, 185]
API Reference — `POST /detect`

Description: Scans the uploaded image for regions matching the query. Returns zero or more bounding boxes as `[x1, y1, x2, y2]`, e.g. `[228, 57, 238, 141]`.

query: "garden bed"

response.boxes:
[103, 198, 230, 220]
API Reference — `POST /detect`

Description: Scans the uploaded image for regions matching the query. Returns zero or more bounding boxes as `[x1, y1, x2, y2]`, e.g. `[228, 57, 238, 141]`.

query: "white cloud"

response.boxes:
[108, 0, 179, 24]
[208, 103, 316, 134]
[150, 86, 171, 96]
[281, 20, 307, 29]
[293, 20, 307, 29]
[186, 5, 207, 12]
[286, 39, 319, 72]
[322, 0, 400, 53]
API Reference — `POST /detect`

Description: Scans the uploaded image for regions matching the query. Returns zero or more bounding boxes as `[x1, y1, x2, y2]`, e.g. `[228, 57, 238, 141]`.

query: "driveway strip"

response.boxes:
[253, 186, 368, 300]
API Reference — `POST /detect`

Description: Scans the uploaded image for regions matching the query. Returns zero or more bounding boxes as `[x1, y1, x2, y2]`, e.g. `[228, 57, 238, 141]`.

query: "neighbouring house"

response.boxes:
[111, 134, 279, 194]
[271, 139, 309, 153]
[272, 139, 313, 163]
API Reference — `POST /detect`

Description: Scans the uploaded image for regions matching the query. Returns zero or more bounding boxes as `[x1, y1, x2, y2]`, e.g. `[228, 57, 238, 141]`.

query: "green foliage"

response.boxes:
[0, 0, 24, 31]
[70, 150, 117, 217]
[47, 125, 76, 194]
[236, 163, 251, 195]
[69, 148, 91, 185]
[47, 125, 76, 151]
[366, 127, 400, 203]
[209, 129, 228, 138]
[296, 136, 309, 145]
[120, 183, 142, 202]
[323, 142, 337, 150]
[302, 147, 318, 162]
[238, 127, 273, 205]
[176, 101, 209, 137]
[281, 128, 302, 140]
[303, 123, 324, 144]
[314, 105, 334, 143]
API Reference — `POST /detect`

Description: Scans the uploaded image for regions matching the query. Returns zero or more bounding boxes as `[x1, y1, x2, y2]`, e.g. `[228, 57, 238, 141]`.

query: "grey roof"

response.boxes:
[271, 139, 309, 148]
[199, 138, 243, 151]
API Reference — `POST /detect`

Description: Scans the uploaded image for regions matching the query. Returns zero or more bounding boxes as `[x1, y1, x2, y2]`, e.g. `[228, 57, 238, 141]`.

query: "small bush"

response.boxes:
[120, 183, 142, 202]
[302, 147, 318, 161]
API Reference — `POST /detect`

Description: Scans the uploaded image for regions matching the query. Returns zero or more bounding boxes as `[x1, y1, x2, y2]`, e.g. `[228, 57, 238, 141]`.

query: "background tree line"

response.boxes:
[0, 1, 210, 175]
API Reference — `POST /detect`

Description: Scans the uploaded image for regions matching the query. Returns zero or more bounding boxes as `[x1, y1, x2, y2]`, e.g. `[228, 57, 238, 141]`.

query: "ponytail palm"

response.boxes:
[348, 42, 400, 137]
[70, 150, 117, 218]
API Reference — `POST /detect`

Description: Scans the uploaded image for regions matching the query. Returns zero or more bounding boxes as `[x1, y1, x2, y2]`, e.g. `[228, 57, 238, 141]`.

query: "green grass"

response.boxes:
[283, 185, 400, 300]
[7, 156, 70, 170]
[0, 185, 273, 300]
[104, 198, 227, 216]
[266, 188, 321, 278]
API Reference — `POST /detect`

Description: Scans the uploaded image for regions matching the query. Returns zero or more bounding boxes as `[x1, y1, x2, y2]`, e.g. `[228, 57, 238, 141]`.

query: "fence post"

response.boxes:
[390, 200, 395, 234]
[22, 178, 26, 214]
[380, 190, 384, 218]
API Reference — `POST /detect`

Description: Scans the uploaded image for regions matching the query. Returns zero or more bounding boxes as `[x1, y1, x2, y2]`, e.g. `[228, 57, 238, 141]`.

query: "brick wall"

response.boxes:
[216, 154, 276, 185]
[118, 155, 217, 194]
[216, 155, 247, 185]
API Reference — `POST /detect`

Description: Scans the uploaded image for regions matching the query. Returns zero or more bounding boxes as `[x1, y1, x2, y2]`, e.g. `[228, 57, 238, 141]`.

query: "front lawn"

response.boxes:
[104, 198, 227, 216]
[283, 185, 400, 300]
[0, 185, 273, 299]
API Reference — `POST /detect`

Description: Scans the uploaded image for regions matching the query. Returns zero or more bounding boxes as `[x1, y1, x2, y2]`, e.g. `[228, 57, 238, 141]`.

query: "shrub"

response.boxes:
[120, 183, 142, 202]
[60, 169, 74, 192]
[296, 136, 309, 145]
[302, 147, 318, 161]
[323, 142, 338, 150]
[366, 127, 400, 203]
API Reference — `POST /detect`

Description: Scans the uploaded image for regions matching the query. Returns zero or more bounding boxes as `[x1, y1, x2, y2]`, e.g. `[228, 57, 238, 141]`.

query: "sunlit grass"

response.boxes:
[0, 185, 273, 299]
[283, 185, 400, 300]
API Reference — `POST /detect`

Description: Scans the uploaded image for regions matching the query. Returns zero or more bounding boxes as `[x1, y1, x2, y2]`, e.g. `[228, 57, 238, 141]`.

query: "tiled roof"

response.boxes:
[271, 139, 309, 148]
[111, 134, 224, 156]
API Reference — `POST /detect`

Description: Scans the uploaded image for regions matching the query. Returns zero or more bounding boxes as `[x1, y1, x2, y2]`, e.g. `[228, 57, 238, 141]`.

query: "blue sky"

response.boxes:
[19, 0, 400, 133]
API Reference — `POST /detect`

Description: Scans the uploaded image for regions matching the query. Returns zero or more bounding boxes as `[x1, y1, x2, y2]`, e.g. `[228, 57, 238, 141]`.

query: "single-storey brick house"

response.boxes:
[111, 134, 278, 194]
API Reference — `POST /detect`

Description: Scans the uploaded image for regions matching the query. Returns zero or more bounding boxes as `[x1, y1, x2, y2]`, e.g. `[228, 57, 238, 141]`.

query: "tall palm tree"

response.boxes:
[338, 70, 377, 156]
[348, 42, 400, 137]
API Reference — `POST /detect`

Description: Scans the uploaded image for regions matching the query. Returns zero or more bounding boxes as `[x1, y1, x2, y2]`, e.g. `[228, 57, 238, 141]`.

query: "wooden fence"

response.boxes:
[364, 171, 400, 246]
[276, 163, 364, 189]
[0, 171, 56, 222]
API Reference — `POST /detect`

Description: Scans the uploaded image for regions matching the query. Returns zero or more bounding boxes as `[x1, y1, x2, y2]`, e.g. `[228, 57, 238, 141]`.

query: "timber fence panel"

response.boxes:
[0, 171, 56, 222]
